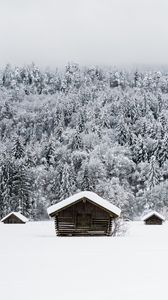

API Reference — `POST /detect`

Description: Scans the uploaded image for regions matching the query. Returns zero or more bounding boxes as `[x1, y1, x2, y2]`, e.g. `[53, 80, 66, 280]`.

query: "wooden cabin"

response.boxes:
[142, 211, 165, 225]
[47, 191, 121, 236]
[1, 212, 28, 224]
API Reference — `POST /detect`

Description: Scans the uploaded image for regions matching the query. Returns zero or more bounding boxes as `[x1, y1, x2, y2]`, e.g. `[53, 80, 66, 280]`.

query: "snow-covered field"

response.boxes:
[1, 221, 168, 300]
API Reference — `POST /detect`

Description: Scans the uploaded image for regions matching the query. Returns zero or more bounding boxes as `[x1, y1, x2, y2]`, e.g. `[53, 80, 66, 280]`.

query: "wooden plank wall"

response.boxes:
[54, 198, 116, 236]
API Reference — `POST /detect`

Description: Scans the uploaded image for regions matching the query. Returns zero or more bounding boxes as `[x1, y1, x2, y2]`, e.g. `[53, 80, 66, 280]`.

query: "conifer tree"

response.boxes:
[11, 161, 32, 216]
[158, 135, 168, 166]
[117, 117, 129, 146]
[146, 156, 161, 190]
[44, 142, 55, 167]
[12, 138, 25, 159]
[0, 157, 14, 216]
[60, 162, 76, 200]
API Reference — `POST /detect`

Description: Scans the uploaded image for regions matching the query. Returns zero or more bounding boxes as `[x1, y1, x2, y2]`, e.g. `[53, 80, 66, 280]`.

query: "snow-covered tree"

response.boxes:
[146, 156, 161, 190]
[12, 138, 25, 159]
[11, 160, 32, 217]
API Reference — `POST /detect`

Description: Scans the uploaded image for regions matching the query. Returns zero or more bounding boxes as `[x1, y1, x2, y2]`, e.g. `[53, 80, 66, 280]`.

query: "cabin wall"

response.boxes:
[54, 198, 116, 236]
[145, 216, 163, 225]
[3, 215, 25, 224]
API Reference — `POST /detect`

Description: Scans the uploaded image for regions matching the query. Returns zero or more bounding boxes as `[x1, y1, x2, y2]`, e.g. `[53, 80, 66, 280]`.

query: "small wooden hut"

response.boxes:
[1, 212, 28, 224]
[142, 211, 165, 225]
[47, 191, 121, 236]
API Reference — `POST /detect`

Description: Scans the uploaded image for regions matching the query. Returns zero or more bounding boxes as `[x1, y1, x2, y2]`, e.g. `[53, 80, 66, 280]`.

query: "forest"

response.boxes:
[0, 63, 168, 220]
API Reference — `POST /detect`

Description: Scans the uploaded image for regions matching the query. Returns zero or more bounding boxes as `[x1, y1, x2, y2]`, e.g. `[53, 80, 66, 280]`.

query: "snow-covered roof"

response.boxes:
[1, 212, 28, 223]
[47, 191, 121, 217]
[142, 211, 165, 221]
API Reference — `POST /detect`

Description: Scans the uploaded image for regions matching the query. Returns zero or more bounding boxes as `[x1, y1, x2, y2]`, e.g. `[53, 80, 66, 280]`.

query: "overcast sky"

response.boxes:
[0, 0, 168, 68]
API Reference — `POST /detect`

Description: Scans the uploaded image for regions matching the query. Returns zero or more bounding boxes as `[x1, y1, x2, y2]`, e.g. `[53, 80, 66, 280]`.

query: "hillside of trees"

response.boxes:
[1, 63, 168, 220]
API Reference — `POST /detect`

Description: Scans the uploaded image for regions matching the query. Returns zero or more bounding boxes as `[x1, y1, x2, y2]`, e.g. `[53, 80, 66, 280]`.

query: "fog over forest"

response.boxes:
[0, 63, 168, 219]
[1, 0, 168, 67]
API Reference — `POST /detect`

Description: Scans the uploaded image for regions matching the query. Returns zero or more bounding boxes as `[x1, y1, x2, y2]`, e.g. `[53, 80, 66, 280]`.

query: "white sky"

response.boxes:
[0, 0, 168, 67]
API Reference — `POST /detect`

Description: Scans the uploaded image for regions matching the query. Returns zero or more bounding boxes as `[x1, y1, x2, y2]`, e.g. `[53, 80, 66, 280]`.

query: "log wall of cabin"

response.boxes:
[145, 215, 163, 225]
[3, 215, 25, 224]
[54, 198, 116, 236]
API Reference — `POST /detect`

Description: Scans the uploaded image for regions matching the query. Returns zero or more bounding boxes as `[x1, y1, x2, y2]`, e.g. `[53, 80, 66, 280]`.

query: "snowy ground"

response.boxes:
[1, 221, 168, 300]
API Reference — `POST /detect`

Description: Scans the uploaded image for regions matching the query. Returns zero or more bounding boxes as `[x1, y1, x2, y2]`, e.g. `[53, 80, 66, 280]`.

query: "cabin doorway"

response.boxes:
[76, 213, 91, 228]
